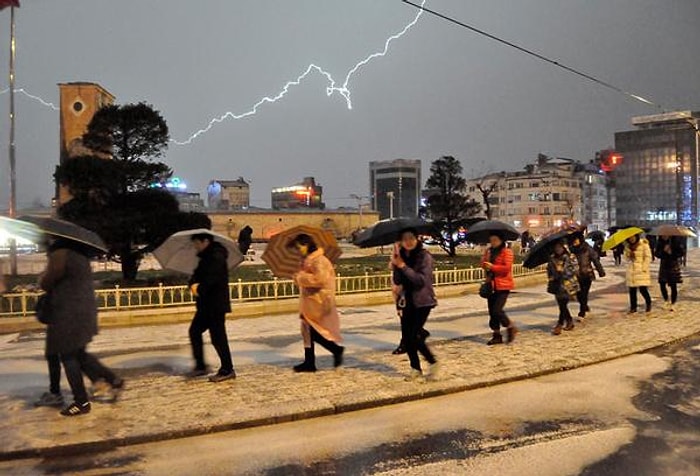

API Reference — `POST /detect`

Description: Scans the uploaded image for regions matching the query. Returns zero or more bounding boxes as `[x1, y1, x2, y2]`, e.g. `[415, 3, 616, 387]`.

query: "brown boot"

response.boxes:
[563, 321, 575, 331]
[487, 332, 504, 346]
[551, 325, 563, 336]
[506, 325, 518, 344]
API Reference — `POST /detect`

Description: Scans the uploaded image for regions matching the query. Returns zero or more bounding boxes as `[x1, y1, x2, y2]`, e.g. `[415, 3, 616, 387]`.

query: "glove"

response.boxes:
[190, 283, 199, 297]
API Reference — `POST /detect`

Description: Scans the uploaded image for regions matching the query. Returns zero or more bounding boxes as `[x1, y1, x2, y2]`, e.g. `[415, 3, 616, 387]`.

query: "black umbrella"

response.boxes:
[18, 215, 108, 254]
[464, 220, 520, 245]
[353, 217, 435, 248]
[523, 230, 570, 269]
[587, 230, 606, 241]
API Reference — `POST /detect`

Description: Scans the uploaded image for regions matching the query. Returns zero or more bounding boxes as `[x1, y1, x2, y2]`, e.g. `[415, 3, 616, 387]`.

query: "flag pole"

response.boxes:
[7, 5, 17, 275]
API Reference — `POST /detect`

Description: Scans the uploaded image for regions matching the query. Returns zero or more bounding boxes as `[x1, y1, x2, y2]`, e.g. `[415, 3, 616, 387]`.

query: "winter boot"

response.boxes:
[551, 325, 563, 336]
[293, 347, 317, 373]
[506, 325, 518, 344]
[487, 332, 504, 346]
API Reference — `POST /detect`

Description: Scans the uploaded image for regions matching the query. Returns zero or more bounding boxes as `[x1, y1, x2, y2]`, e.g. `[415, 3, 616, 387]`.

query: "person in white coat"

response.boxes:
[625, 233, 652, 314]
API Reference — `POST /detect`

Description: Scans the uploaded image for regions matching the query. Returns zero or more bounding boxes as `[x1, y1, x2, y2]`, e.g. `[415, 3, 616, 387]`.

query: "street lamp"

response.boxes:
[350, 194, 369, 229]
[387, 191, 395, 220]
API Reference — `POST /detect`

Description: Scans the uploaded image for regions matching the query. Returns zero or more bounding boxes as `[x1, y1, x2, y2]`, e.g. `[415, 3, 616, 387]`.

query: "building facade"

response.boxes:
[614, 111, 700, 228]
[271, 177, 324, 210]
[370, 159, 421, 219]
[467, 155, 611, 236]
[207, 178, 250, 210]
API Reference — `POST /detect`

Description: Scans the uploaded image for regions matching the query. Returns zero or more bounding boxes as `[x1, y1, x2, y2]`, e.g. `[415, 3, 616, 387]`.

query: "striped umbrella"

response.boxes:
[261, 225, 342, 278]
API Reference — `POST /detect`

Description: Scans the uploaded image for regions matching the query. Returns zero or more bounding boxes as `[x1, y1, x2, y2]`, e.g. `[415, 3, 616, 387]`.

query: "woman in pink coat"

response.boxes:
[290, 234, 344, 372]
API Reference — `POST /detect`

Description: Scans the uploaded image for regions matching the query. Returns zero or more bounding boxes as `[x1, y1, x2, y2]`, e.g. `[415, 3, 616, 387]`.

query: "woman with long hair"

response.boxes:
[625, 233, 652, 313]
[391, 229, 438, 381]
[290, 234, 344, 372]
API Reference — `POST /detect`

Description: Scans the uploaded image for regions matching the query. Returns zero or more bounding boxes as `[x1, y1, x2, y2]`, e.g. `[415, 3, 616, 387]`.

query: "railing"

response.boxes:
[0, 264, 545, 318]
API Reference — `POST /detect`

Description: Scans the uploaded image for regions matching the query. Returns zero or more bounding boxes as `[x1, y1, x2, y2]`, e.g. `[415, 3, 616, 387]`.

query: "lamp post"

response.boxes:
[7, 5, 17, 275]
[350, 194, 369, 229]
[387, 191, 395, 220]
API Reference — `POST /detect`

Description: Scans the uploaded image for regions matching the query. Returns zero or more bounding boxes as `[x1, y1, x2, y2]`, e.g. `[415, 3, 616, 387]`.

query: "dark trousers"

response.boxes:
[660, 282, 678, 304]
[47, 353, 61, 395]
[189, 310, 234, 373]
[629, 287, 652, 311]
[60, 348, 117, 404]
[487, 291, 511, 331]
[556, 295, 573, 326]
[309, 326, 343, 355]
[577, 277, 592, 315]
[401, 306, 436, 371]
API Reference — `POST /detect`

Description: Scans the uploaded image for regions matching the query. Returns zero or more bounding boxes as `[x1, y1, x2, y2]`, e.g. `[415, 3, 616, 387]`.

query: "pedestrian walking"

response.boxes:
[613, 244, 624, 266]
[547, 240, 580, 335]
[391, 229, 438, 381]
[187, 233, 236, 382]
[291, 234, 344, 372]
[238, 225, 253, 256]
[569, 232, 605, 320]
[40, 238, 123, 417]
[481, 232, 518, 345]
[625, 233, 653, 314]
[655, 236, 684, 312]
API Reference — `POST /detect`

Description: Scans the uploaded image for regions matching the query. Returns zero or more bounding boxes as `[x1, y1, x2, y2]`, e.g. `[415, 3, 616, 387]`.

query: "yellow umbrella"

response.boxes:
[602, 227, 645, 251]
[261, 225, 342, 278]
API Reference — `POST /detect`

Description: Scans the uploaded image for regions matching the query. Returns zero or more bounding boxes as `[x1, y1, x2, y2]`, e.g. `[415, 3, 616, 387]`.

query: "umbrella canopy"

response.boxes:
[602, 227, 645, 252]
[353, 217, 435, 248]
[587, 230, 606, 241]
[523, 230, 572, 269]
[153, 228, 244, 275]
[17, 215, 108, 253]
[647, 224, 697, 238]
[262, 225, 342, 278]
[464, 220, 520, 245]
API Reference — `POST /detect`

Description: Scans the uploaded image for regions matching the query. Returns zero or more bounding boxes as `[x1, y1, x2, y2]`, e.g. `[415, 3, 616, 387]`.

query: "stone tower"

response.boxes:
[56, 82, 115, 205]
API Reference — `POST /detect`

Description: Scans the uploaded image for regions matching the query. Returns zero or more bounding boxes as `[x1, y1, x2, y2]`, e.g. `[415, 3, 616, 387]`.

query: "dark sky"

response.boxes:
[1, 0, 698, 209]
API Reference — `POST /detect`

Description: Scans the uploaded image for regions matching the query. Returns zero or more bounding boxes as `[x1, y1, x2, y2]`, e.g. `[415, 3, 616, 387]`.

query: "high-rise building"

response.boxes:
[208, 178, 250, 210]
[370, 159, 421, 219]
[56, 82, 115, 205]
[271, 177, 324, 210]
[614, 111, 700, 227]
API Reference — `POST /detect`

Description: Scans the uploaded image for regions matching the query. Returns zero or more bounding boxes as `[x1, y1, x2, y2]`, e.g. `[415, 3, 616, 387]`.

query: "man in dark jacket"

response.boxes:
[238, 225, 253, 255]
[569, 233, 605, 320]
[188, 233, 235, 382]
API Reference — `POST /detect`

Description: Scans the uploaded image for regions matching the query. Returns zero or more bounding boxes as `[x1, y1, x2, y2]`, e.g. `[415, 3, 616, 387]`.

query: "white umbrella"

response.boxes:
[153, 229, 244, 274]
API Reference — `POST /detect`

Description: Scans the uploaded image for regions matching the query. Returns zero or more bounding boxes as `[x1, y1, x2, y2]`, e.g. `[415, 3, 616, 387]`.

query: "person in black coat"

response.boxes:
[569, 233, 605, 320]
[188, 233, 235, 382]
[655, 236, 684, 312]
[238, 226, 253, 255]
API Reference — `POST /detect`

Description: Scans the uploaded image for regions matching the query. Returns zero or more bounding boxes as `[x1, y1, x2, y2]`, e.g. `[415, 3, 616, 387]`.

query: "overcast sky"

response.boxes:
[1, 0, 699, 209]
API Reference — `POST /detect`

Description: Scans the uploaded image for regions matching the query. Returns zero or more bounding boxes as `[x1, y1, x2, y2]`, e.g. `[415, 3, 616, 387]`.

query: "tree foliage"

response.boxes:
[424, 156, 482, 256]
[55, 103, 210, 281]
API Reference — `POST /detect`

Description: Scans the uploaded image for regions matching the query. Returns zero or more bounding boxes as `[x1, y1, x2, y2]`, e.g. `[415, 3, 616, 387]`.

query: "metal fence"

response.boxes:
[0, 264, 545, 318]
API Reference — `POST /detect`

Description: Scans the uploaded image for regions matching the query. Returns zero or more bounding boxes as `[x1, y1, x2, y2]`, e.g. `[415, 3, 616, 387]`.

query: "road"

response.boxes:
[2, 336, 698, 475]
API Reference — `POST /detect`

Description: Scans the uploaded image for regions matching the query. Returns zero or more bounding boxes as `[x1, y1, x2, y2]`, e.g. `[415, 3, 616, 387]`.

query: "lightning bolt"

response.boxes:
[171, 0, 426, 145]
[0, 87, 59, 110]
[0, 0, 426, 145]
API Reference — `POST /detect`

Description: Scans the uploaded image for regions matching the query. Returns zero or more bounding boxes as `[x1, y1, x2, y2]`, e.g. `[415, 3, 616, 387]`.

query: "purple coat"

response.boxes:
[392, 247, 437, 309]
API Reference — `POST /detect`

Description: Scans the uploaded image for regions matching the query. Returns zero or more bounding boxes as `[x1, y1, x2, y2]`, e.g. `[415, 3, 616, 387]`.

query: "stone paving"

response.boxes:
[1, 255, 699, 460]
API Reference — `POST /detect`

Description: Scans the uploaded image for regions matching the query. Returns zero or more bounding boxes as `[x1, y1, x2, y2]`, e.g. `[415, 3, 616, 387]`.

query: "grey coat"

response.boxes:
[40, 246, 98, 355]
[392, 247, 437, 309]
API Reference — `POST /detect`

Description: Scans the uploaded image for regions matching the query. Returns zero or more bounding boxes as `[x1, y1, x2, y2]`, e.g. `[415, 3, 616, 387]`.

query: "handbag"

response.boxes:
[35, 293, 52, 324]
[479, 272, 494, 299]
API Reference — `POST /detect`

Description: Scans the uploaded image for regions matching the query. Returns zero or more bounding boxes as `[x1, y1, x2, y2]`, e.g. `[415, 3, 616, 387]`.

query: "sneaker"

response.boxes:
[208, 370, 236, 383]
[185, 367, 211, 379]
[552, 325, 563, 336]
[404, 369, 424, 383]
[425, 362, 440, 381]
[60, 401, 91, 417]
[34, 392, 64, 408]
[392, 345, 406, 355]
[92, 378, 124, 403]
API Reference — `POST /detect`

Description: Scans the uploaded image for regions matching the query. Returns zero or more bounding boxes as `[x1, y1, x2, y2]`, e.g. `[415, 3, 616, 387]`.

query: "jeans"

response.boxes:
[401, 305, 436, 371]
[189, 310, 234, 373]
[629, 287, 652, 311]
[487, 291, 511, 331]
[556, 294, 573, 326]
[577, 277, 592, 315]
[659, 282, 678, 304]
[60, 348, 117, 404]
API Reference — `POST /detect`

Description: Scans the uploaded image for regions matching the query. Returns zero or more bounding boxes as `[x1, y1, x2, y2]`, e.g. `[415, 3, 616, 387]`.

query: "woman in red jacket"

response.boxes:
[481, 232, 518, 345]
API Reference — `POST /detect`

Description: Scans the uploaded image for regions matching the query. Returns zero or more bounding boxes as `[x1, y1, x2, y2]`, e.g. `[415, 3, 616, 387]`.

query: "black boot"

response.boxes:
[333, 346, 345, 368]
[293, 347, 316, 373]
[392, 340, 406, 355]
[487, 332, 504, 346]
